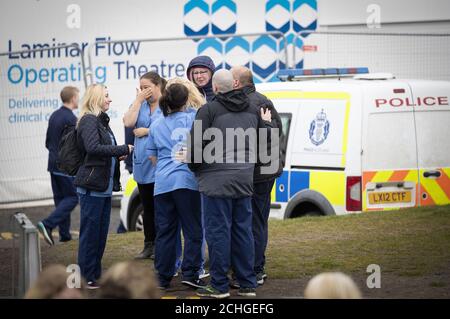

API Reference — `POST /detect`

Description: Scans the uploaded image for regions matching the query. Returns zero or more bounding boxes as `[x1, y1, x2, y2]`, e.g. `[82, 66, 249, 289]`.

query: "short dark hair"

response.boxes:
[60, 86, 79, 104]
[159, 83, 189, 117]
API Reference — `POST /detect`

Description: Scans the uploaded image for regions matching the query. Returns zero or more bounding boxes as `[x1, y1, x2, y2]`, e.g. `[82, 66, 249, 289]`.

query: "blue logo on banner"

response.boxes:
[182, 0, 317, 82]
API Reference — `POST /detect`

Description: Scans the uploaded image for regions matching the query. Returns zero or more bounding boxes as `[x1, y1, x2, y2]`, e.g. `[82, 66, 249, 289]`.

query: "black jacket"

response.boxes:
[74, 113, 129, 192]
[242, 84, 284, 184]
[45, 106, 77, 173]
[188, 89, 271, 198]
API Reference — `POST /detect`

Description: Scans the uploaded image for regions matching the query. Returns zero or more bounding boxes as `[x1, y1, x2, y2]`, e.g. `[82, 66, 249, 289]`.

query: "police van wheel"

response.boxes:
[302, 210, 322, 217]
[288, 203, 324, 218]
[128, 203, 144, 232]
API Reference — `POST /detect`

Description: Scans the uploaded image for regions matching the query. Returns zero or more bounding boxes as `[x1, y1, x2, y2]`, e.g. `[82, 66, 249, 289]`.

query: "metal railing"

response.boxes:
[10, 213, 41, 298]
[0, 43, 87, 205]
[84, 31, 289, 85]
[0, 43, 88, 89]
[292, 30, 450, 81]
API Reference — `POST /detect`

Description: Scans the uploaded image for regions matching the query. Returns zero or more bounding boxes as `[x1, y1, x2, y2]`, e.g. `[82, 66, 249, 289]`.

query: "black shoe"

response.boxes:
[135, 242, 155, 259]
[197, 285, 230, 299]
[37, 222, 54, 246]
[198, 269, 210, 279]
[238, 287, 256, 297]
[87, 281, 100, 290]
[256, 272, 266, 285]
[182, 278, 207, 289]
[59, 237, 72, 243]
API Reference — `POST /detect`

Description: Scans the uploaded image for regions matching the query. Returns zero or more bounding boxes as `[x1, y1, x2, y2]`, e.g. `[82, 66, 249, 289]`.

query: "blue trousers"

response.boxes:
[43, 173, 78, 241]
[155, 189, 203, 287]
[202, 194, 256, 293]
[252, 180, 275, 273]
[78, 193, 111, 283]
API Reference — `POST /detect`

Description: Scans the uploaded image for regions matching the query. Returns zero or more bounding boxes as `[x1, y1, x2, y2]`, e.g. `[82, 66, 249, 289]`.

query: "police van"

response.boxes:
[120, 68, 450, 230]
[261, 67, 450, 219]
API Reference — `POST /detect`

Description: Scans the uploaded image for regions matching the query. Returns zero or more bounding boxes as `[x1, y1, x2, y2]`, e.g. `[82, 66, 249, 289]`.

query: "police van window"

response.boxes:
[365, 112, 418, 170]
[278, 113, 291, 147]
[279, 113, 291, 138]
[278, 113, 291, 168]
[414, 110, 450, 168]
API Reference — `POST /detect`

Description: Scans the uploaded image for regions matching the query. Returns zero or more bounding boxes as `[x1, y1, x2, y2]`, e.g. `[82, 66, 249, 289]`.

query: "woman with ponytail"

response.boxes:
[147, 83, 205, 290]
[123, 71, 164, 260]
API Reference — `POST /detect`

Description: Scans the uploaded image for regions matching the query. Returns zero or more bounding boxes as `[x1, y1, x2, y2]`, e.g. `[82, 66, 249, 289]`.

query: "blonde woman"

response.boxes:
[166, 77, 206, 110]
[304, 272, 362, 299]
[25, 264, 87, 299]
[74, 84, 133, 289]
[98, 261, 160, 299]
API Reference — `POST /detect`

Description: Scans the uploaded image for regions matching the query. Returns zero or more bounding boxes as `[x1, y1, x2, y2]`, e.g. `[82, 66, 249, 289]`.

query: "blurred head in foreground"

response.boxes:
[25, 264, 86, 299]
[97, 261, 160, 299]
[304, 272, 362, 299]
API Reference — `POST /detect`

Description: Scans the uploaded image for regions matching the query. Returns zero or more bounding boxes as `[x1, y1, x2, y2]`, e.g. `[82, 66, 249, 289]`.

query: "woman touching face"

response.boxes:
[140, 78, 162, 104]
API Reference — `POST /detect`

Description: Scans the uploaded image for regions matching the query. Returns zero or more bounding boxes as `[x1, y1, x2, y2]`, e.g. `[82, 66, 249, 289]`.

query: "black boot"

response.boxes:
[135, 241, 155, 259]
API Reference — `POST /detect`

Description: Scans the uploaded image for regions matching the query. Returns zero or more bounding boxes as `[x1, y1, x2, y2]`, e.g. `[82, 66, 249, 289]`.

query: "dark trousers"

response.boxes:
[155, 189, 203, 287]
[78, 193, 111, 283]
[137, 183, 156, 244]
[43, 173, 78, 241]
[252, 180, 275, 274]
[202, 194, 256, 293]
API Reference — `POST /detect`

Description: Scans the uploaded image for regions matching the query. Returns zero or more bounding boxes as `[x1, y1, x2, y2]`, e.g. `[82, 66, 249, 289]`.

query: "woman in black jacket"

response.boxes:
[74, 84, 133, 289]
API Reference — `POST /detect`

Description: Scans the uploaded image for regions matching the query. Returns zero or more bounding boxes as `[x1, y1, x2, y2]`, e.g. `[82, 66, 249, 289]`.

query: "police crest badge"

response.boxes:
[309, 109, 330, 146]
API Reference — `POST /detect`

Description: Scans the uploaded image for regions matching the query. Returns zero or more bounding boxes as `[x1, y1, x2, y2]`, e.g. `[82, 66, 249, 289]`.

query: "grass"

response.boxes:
[42, 205, 450, 280]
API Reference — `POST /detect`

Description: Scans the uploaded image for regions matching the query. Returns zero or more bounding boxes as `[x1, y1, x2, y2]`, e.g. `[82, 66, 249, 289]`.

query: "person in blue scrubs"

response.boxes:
[165, 77, 210, 280]
[148, 83, 205, 290]
[123, 72, 165, 259]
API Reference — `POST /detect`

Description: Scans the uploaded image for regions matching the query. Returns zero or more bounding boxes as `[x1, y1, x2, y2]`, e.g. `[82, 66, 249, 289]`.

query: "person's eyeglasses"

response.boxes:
[192, 70, 209, 77]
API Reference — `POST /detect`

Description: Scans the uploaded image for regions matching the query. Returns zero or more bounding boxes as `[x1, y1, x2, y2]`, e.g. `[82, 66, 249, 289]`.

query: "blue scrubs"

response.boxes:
[148, 111, 203, 286]
[149, 112, 198, 196]
[133, 101, 162, 184]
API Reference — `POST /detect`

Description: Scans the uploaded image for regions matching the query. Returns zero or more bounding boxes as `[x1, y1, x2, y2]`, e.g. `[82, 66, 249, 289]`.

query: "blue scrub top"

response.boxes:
[147, 111, 198, 196]
[132, 101, 162, 184]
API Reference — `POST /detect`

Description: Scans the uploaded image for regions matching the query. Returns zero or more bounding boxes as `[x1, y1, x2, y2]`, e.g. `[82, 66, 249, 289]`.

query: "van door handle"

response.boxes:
[423, 170, 441, 178]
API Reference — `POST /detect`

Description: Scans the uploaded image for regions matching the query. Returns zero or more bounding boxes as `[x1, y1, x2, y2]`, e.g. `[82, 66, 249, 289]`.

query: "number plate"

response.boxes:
[368, 191, 412, 204]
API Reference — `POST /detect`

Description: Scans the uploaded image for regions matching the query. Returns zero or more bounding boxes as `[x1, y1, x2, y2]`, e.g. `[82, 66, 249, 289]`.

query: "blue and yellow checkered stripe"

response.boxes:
[272, 169, 346, 206]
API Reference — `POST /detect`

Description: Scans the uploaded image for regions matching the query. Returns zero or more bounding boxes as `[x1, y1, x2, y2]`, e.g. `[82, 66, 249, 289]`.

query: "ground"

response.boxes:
[1, 205, 450, 298]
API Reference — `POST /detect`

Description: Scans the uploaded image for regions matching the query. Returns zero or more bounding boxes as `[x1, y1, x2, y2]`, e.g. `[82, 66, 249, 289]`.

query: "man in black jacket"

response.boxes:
[37, 87, 80, 246]
[188, 69, 272, 299]
[231, 66, 283, 285]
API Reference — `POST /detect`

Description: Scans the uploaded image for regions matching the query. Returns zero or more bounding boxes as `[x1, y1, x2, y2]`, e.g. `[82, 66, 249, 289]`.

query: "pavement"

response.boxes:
[0, 200, 123, 244]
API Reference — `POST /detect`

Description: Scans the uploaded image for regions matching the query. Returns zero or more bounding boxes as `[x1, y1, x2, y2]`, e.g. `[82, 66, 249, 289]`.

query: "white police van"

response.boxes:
[261, 67, 450, 219]
[120, 68, 450, 230]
